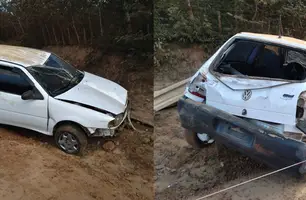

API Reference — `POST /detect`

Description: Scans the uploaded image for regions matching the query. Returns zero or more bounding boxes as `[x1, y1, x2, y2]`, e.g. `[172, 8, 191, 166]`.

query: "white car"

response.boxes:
[0, 45, 129, 155]
[178, 32, 306, 176]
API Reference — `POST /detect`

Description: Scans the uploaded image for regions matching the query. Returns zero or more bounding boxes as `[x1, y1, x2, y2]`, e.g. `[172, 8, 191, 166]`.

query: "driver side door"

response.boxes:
[0, 65, 48, 133]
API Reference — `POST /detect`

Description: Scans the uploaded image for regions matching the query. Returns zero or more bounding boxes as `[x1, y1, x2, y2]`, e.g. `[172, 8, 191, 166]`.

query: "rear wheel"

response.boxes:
[54, 124, 88, 155]
[184, 129, 214, 148]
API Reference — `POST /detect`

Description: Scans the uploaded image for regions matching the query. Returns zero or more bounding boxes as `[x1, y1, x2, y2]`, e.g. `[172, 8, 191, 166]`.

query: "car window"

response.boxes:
[224, 41, 258, 63]
[286, 50, 306, 67]
[44, 54, 78, 78]
[0, 66, 32, 95]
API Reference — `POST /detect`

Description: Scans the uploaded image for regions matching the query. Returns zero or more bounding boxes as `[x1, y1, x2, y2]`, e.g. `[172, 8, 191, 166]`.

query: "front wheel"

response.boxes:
[184, 129, 214, 149]
[54, 124, 88, 155]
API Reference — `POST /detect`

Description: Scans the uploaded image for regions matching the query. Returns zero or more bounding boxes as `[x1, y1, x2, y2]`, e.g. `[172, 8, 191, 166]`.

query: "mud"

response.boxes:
[155, 107, 306, 200]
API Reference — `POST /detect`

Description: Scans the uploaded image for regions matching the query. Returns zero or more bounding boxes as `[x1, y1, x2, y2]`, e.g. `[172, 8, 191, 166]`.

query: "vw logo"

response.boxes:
[242, 90, 252, 101]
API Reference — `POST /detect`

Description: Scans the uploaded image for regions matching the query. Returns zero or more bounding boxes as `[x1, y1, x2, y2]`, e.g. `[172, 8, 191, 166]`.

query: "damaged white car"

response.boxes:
[0, 45, 129, 155]
[178, 32, 306, 176]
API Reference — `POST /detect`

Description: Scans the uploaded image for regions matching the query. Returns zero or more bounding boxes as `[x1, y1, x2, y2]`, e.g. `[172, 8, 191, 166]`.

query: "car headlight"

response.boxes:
[108, 113, 124, 128]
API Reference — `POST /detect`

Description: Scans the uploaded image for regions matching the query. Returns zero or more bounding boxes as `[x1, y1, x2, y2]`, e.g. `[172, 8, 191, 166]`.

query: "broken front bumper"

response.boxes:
[89, 101, 130, 137]
[178, 97, 306, 175]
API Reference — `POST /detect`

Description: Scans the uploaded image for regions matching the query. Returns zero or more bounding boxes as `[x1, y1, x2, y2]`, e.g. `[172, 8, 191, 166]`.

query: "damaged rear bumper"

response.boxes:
[178, 97, 306, 175]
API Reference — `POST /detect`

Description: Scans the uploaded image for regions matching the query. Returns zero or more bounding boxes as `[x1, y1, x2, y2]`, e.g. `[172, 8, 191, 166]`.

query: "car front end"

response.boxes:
[89, 99, 131, 137]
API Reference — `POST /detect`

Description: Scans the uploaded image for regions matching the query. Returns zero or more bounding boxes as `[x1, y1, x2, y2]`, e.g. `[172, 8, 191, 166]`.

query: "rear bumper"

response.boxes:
[178, 97, 306, 175]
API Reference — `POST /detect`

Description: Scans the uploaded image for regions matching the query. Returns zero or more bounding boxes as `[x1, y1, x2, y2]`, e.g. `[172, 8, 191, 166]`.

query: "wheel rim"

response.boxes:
[197, 133, 215, 144]
[197, 133, 209, 141]
[58, 132, 79, 153]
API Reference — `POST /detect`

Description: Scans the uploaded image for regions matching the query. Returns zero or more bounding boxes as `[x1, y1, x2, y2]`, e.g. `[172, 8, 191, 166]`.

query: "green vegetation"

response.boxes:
[0, 0, 152, 53]
[155, 0, 306, 48]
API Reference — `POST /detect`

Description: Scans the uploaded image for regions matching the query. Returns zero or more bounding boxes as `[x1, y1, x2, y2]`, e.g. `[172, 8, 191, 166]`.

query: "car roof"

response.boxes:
[0, 44, 51, 67]
[236, 32, 306, 51]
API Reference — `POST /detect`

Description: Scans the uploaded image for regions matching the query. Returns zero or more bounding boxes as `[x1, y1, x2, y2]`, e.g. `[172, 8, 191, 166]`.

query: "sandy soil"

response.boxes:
[0, 46, 154, 200]
[0, 125, 153, 200]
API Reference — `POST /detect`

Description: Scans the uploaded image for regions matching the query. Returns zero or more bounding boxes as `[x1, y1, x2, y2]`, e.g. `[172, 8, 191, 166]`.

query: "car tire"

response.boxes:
[184, 129, 214, 149]
[54, 124, 88, 155]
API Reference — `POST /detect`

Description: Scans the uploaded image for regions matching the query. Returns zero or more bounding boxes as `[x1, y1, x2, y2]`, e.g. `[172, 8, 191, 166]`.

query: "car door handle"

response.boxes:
[283, 94, 294, 98]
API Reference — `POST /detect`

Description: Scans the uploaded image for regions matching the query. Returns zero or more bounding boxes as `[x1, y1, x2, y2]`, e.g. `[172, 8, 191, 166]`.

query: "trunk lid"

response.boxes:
[205, 75, 305, 125]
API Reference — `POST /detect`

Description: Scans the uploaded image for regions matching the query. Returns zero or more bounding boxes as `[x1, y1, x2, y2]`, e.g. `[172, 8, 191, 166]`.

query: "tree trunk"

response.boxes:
[217, 11, 222, 34]
[60, 24, 65, 45]
[72, 16, 80, 45]
[88, 14, 93, 43]
[17, 17, 24, 34]
[41, 27, 47, 46]
[123, 1, 132, 33]
[52, 25, 58, 45]
[45, 24, 52, 44]
[186, 0, 195, 20]
[12, 23, 18, 37]
[98, 7, 104, 36]
[83, 27, 87, 44]
[67, 27, 71, 45]
[252, 0, 258, 20]
[234, 0, 238, 32]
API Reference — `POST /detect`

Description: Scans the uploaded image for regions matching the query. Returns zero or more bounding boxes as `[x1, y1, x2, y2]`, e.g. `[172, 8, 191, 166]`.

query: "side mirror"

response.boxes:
[21, 90, 35, 100]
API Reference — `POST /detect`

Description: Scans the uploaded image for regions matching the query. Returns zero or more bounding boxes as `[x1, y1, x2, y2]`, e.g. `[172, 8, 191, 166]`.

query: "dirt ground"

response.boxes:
[0, 46, 154, 200]
[154, 46, 306, 200]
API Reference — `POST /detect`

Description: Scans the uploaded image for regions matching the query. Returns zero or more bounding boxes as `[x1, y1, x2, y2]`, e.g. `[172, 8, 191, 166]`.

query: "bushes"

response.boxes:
[154, 0, 306, 49]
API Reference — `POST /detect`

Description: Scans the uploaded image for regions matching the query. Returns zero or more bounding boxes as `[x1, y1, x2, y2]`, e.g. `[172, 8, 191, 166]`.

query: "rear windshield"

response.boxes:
[224, 41, 258, 63]
[214, 39, 306, 81]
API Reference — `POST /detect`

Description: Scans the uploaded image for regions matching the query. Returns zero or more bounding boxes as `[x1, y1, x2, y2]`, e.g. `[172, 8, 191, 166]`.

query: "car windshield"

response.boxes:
[27, 54, 84, 97]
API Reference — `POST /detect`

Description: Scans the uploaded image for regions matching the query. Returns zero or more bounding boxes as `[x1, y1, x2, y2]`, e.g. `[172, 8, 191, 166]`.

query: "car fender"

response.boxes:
[47, 97, 114, 135]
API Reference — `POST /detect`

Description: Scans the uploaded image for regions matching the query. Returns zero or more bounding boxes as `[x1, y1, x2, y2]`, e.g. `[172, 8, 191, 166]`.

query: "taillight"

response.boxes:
[188, 72, 207, 100]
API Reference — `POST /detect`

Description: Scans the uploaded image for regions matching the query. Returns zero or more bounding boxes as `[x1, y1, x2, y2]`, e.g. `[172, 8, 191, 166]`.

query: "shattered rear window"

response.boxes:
[287, 50, 306, 67]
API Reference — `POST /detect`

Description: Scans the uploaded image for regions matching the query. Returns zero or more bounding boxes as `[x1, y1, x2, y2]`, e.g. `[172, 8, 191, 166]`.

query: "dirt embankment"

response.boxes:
[45, 46, 153, 125]
[154, 44, 208, 91]
[0, 46, 154, 200]
[154, 45, 306, 200]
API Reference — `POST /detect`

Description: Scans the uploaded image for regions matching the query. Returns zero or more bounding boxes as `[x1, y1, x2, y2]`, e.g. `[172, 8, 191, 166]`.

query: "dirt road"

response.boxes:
[155, 107, 306, 200]
[0, 124, 153, 200]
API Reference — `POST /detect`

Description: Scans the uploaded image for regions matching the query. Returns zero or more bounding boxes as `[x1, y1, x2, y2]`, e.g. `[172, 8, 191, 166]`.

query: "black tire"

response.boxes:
[184, 129, 213, 149]
[54, 124, 88, 155]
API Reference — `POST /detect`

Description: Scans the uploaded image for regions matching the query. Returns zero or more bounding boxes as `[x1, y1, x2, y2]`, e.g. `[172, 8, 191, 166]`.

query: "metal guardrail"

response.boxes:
[154, 78, 190, 111]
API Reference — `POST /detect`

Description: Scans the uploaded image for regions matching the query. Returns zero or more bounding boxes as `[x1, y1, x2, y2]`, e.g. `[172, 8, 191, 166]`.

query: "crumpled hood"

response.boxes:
[55, 72, 128, 115]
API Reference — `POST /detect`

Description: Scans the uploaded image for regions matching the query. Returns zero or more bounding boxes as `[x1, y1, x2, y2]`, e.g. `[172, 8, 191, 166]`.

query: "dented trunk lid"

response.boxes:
[205, 75, 306, 126]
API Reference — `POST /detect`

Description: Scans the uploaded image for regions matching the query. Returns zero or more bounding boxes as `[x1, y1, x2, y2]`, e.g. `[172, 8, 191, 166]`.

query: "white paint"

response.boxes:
[0, 53, 128, 136]
[47, 97, 115, 134]
[185, 32, 306, 134]
[218, 77, 289, 90]
[56, 72, 127, 115]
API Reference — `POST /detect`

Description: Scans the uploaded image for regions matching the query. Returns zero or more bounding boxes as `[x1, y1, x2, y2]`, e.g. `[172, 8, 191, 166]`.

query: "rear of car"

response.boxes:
[178, 32, 306, 175]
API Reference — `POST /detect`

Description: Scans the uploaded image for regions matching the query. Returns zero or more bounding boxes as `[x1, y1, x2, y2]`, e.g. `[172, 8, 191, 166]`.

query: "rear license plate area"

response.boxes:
[215, 120, 254, 148]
